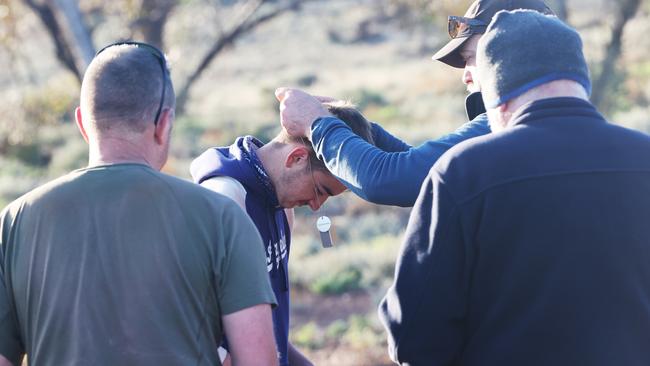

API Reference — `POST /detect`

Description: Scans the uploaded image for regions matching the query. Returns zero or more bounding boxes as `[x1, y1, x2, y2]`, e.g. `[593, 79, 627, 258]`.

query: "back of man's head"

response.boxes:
[477, 10, 590, 109]
[80, 43, 175, 137]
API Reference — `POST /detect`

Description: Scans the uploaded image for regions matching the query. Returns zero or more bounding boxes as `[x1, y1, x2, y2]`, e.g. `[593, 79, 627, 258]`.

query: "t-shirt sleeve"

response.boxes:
[216, 203, 276, 315]
[0, 205, 25, 365]
[200, 176, 247, 211]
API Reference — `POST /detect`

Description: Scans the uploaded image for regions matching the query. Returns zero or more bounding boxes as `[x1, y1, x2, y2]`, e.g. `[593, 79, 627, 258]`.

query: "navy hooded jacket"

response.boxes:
[191, 136, 291, 366]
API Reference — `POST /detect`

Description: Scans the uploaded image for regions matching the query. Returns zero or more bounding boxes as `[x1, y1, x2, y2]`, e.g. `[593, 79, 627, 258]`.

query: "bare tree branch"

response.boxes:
[590, 0, 641, 113]
[52, 0, 95, 67]
[552, 0, 569, 22]
[130, 0, 177, 47]
[23, 0, 82, 81]
[175, 0, 310, 114]
[22, 0, 316, 115]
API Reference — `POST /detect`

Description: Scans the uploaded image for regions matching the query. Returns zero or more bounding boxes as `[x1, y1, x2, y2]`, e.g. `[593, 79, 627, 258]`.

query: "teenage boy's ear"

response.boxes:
[285, 146, 310, 168]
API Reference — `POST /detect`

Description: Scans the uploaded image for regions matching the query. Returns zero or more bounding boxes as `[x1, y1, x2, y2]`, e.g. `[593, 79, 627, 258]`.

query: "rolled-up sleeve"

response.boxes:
[216, 204, 277, 315]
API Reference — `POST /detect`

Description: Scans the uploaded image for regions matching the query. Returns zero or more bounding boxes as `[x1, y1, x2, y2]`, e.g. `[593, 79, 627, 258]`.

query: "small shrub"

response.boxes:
[171, 116, 208, 159]
[295, 74, 318, 87]
[48, 139, 88, 176]
[22, 75, 77, 127]
[290, 234, 400, 294]
[291, 313, 387, 352]
[310, 267, 362, 295]
[5, 143, 49, 167]
[0, 157, 44, 206]
[292, 322, 323, 350]
[325, 319, 348, 339]
[363, 104, 403, 125]
[343, 314, 385, 349]
[347, 88, 388, 110]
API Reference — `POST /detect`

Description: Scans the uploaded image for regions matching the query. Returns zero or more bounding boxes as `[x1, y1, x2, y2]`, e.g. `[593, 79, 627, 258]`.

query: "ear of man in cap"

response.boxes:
[476, 9, 591, 110]
[432, 0, 554, 68]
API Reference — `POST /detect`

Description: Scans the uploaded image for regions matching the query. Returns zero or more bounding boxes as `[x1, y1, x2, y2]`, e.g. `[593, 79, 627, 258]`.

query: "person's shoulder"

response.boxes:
[154, 170, 233, 202]
[600, 121, 650, 164]
[427, 128, 517, 201]
[432, 128, 505, 174]
[150, 172, 255, 238]
[605, 121, 650, 142]
[200, 176, 248, 211]
[0, 168, 96, 228]
[3, 169, 85, 209]
[158, 171, 249, 217]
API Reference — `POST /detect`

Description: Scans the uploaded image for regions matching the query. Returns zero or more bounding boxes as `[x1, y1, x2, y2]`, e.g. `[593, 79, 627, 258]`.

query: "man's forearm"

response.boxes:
[311, 115, 491, 206]
[369, 122, 411, 152]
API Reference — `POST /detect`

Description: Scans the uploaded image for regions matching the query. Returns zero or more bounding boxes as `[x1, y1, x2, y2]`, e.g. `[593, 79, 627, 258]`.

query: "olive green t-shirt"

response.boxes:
[0, 163, 276, 366]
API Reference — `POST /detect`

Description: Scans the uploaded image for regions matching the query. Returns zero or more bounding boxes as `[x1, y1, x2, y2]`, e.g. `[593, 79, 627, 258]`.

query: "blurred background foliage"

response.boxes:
[1, 0, 649, 364]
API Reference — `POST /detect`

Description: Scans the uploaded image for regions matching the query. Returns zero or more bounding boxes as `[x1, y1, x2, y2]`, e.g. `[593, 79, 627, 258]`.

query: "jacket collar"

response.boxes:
[509, 97, 604, 127]
[234, 136, 280, 208]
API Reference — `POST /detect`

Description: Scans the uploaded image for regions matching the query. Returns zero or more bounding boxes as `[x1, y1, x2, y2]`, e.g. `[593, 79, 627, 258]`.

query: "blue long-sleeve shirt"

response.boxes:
[310, 107, 490, 207]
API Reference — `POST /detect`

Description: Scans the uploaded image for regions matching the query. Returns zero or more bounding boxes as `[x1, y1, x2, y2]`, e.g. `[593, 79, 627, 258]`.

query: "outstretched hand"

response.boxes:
[275, 87, 333, 139]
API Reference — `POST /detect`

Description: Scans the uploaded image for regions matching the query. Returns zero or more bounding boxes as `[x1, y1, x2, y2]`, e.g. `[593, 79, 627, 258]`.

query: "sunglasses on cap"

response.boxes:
[448, 16, 488, 39]
[95, 41, 169, 125]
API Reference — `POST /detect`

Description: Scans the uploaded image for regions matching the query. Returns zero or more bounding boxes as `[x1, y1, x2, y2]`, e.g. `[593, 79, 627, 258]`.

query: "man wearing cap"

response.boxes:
[379, 10, 650, 366]
[275, 0, 553, 207]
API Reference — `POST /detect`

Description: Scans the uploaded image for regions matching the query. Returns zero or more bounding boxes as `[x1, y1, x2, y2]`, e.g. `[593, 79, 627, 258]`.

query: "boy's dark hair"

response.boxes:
[323, 101, 374, 145]
[275, 101, 375, 172]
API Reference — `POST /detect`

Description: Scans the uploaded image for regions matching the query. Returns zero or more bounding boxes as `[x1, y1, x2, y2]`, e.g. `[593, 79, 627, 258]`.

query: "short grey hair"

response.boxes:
[80, 44, 175, 134]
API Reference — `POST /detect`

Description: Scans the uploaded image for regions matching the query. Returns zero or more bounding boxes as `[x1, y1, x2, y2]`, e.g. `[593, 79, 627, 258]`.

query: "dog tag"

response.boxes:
[317, 216, 333, 248]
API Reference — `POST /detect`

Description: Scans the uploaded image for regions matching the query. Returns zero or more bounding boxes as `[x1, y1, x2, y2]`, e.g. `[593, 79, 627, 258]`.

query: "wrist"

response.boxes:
[310, 115, 330, 138]
[307, 117, 320, 140]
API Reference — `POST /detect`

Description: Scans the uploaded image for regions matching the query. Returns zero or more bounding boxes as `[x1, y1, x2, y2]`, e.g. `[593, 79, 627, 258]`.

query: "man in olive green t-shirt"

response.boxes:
[0, 42, 278, 366]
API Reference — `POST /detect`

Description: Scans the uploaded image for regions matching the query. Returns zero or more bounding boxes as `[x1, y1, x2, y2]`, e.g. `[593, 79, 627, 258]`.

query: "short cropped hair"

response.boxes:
[80, 44, 175, 134]
[276, 101, 375, 172]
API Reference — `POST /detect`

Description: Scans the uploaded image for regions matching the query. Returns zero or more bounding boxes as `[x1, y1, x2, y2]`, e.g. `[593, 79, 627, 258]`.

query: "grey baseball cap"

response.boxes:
[432, 0, 554, 68]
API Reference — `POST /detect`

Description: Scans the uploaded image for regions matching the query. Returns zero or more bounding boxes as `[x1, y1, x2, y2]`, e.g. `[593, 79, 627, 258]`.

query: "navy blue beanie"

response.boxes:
[477, 9, 591, 108]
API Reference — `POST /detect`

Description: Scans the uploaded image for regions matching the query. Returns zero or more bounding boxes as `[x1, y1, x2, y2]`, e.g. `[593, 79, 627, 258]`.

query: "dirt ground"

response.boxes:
[291, 288, 394, 366]
[291, 288, 373, 326]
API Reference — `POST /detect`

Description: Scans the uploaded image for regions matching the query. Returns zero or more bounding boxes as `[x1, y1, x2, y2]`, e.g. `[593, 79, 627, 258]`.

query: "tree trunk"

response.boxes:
[51, 0, 95, 69]
[131, 0, 178, 48]
[552, 0, 569, 22]
[590, 0, 641, 114]
[24, 0, 312, 116]
[23, 0, 83, 81]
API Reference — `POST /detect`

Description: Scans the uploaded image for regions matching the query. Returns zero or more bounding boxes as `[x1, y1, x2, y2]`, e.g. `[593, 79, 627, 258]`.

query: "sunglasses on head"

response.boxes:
[448, 16, 488, 39]
[95, 41, 169, 125]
